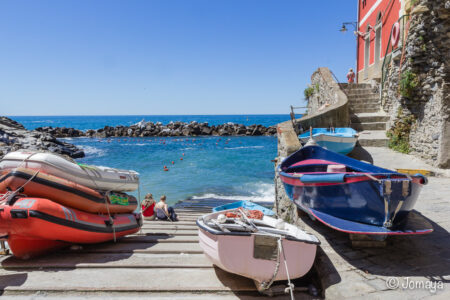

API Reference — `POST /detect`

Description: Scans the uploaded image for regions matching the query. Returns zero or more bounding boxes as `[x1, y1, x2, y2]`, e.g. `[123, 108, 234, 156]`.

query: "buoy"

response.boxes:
[164, 165, 167, 168]
[182, 153, 185, 156]
[171, 161, 175, 164]
[164, 168, 169, 171]
[180, 157, 183, 161]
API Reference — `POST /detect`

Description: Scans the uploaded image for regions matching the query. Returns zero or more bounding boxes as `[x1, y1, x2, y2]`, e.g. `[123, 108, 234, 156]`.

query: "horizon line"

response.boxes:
[6, 113, 293, 117]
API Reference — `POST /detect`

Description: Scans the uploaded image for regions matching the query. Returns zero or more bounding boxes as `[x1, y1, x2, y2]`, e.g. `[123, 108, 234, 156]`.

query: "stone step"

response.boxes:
[345, 91, 378, 97]
[350, 104, 381, 110]
[348, 96, 380, 103]
[0, 267, 257, 293]
[351, 107, 381, 114]
[351, 122, 387, 131]
[351, 113, 389, 123]
[0, 253, 211, 269]
[349, 100, 381, 107]
[66, 241, 203, 254]
[358, 130, 389, 147]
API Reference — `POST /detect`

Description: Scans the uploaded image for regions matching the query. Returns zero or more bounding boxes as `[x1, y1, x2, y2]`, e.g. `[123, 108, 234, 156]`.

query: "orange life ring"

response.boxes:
[391, 22, 400, 48]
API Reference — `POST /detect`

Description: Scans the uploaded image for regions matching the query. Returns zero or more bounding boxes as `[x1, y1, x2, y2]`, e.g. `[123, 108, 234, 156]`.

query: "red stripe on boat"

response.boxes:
[290, 159, 338, 167]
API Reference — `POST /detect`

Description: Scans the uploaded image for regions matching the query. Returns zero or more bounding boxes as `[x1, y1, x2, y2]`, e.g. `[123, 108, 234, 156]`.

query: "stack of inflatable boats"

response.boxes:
[0, 151, 142, 259]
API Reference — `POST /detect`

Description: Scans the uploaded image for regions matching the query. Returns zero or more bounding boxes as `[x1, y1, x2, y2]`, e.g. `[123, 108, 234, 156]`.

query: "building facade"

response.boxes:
[357, 0, 410, 83]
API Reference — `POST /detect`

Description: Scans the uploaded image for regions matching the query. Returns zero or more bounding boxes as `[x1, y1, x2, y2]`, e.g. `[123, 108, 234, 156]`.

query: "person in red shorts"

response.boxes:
[141, 193, 156, 220]
[347, 68, 355, 84]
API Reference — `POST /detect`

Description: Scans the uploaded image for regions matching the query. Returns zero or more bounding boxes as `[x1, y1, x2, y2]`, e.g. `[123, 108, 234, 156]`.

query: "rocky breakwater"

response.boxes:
[36, 120, 278, 138]
[0, 116, 84, 159]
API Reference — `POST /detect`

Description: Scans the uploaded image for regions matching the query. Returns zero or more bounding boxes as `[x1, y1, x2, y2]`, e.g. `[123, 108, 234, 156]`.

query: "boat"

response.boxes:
[197, 208, 319, 291]
[279, 145, 433, 235]
[212, 200, 275, 216]
[0, 167, 138, 213]
[0, 151, 139, 192]
[0, 197, 142, 259]
[299, 128, 357, 155]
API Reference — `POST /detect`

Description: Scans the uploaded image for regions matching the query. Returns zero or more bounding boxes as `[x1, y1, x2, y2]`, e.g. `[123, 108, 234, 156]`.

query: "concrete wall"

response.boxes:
[297, 67, 350, 131]
[381, 0, 450, 168]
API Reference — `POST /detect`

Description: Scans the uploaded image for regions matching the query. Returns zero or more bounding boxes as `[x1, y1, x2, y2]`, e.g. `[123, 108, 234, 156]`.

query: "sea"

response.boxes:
[10, 115, 294, 205]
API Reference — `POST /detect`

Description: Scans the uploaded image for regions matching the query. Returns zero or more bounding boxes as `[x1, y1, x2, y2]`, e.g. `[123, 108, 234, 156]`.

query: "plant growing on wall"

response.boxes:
[304, 86, 314, 100]
[386, 108, 416, 153]
[399, 70, 419, 98]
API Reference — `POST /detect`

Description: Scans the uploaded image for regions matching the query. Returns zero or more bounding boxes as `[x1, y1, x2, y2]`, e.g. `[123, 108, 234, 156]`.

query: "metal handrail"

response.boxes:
[380, 14, 409, 91]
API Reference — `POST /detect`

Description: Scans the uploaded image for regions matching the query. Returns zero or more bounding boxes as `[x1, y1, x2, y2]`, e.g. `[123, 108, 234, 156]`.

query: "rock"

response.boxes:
[0, 116, 84, 159]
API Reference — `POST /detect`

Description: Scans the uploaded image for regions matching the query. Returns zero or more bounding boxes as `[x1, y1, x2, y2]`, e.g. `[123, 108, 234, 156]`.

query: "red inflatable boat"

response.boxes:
[0, 197, 142, 259]
[0, 168, 138, 214]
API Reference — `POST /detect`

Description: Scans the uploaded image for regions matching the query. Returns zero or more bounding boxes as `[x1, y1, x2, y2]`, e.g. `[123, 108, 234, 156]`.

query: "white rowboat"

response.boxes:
[196, 209, 319, 290]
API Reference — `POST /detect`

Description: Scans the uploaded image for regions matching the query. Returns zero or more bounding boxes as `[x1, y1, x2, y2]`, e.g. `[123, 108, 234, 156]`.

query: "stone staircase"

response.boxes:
[342, 83, 389, 147]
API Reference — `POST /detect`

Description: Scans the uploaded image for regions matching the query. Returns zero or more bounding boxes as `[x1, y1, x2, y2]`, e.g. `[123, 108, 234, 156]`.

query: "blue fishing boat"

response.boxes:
[212, 200, 275, 216]
[299, 128, 357, 155]
[279, 145, 432, 235]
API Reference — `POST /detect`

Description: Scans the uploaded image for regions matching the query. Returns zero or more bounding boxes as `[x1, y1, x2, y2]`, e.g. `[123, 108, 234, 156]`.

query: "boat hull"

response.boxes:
[198, 228, 317, 283]
[299, 128, 357, 155]
[212, 200, 275, 216]
[0, 151, 139, 192]
[0, 168, 138, 213]
[281, 176, 422, 228]
[0, 198, 142, 259]
[279, 146, 431, 235]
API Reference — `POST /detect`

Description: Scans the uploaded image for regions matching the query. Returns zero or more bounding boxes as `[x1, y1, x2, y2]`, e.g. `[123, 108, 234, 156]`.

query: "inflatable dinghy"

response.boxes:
[0, 168, 138, 213]
[0, 151, 139, 192]
[0, 197, 142, 259]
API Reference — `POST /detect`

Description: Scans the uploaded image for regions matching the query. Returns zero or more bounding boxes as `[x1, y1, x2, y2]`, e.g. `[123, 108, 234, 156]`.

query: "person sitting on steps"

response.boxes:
[141, 193, 156, 220]
[155, 195, 178, 221]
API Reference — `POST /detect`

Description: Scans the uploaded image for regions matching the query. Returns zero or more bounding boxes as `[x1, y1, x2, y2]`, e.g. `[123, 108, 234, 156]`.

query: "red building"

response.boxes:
[356, 0, 408, 83]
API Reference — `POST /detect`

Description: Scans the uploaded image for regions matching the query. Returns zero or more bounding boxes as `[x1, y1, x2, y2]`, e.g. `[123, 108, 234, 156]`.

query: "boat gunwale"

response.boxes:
[196, 218, 320, 245]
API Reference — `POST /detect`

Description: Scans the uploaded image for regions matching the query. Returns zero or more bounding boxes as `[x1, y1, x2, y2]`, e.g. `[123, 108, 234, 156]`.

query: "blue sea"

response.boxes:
[10, 115, 293, 205]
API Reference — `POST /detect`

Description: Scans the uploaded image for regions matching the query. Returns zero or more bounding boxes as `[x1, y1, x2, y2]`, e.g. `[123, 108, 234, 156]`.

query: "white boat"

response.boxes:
[196, 209, 319, 291]
[0, 151, 139, 192]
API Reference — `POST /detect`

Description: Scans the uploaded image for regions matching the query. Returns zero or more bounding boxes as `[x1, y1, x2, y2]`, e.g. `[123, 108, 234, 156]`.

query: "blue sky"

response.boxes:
[1, 0, 357, 115]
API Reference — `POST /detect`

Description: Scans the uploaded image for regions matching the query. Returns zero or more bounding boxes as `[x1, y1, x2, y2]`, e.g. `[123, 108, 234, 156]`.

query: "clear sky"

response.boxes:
[1, 0, 357, 116]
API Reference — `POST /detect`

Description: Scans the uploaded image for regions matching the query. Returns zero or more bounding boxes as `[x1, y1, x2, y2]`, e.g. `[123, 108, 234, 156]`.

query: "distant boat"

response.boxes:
[197, 209, 319, 291]
[279, 146, 433, 235]
[212, 200, 275, 216]
[299, 128, 357, 155]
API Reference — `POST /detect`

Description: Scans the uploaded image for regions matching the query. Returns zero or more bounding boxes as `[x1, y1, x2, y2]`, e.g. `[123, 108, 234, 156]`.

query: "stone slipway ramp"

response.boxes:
[0, 205, 310, 299]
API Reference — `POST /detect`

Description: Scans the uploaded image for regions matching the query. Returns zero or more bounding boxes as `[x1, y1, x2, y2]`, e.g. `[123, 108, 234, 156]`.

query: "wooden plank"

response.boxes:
[0, 253, 211, 269]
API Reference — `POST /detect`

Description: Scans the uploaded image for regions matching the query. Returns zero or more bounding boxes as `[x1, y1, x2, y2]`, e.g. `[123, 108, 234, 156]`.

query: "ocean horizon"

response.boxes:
[9, 114, 296, 205]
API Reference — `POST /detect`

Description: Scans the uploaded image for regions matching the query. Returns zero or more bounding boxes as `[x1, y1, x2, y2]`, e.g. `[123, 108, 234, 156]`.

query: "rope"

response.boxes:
[279, 238, 295, 300]
[259, 236, 282, 291]
[0, 169, 41, 203]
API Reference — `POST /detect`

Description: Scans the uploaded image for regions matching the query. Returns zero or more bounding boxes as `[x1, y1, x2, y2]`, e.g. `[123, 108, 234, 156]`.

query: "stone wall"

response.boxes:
[297, 67, 349, 131]
[273, 120, 302, 224]
[381, 0, 450, 167]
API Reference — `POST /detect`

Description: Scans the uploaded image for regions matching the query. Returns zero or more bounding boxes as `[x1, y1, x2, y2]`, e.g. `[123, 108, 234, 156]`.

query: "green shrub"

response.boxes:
[304, 86, 314, 100]
[399, 70, 419, 98]
[386, 112, 416, 154]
